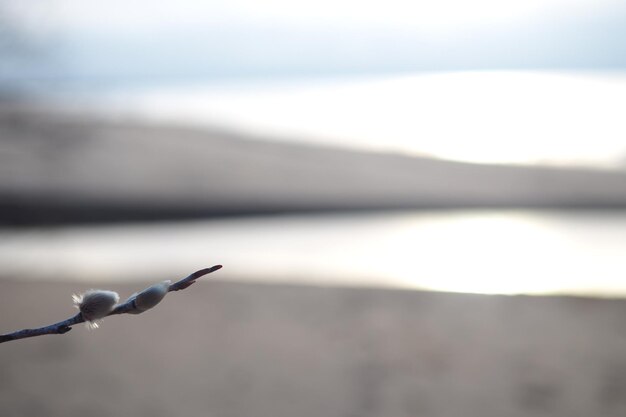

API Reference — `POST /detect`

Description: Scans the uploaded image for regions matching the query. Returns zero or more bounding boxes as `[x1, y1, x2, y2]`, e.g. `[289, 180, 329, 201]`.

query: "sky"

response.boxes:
[2, 0, 626, 84]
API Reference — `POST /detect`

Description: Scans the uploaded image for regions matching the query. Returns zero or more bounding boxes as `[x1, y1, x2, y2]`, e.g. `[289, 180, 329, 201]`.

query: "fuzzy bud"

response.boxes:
[128, 280, 171, 314]
[72, 290, 120, 329]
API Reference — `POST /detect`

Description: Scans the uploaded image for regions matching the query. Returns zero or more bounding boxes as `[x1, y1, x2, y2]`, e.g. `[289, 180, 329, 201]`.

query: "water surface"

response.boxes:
[2, 210, 625, 297]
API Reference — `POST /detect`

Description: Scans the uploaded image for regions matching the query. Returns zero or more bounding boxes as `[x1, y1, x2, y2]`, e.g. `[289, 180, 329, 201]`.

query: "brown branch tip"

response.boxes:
[0, 265, 223, 344]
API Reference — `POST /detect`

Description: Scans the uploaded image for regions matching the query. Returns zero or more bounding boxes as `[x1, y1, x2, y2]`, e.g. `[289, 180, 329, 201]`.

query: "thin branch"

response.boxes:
[0, 265, 222, 344]
[168, 265, 223, 292]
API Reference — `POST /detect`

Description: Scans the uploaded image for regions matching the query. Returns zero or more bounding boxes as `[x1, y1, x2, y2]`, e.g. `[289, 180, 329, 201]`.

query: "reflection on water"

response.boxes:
[1, 210, 626, 297]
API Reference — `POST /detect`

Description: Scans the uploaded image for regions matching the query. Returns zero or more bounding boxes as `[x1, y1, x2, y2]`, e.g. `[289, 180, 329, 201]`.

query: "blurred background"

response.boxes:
[2, 0, 626, 416]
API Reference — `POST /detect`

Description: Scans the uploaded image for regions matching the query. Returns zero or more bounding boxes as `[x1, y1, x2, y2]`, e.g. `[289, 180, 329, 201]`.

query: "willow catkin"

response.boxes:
[72, 290, 120, 329]
[128, 280, 171, 314]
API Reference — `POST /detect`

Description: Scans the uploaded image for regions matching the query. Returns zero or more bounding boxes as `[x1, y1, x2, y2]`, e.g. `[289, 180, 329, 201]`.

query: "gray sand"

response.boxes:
[2, 279, 626, 417]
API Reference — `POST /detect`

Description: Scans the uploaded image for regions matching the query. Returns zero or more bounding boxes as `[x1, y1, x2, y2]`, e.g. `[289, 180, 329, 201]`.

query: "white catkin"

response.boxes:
[72, 290, 120, 328]
[129, 281, 171, 314]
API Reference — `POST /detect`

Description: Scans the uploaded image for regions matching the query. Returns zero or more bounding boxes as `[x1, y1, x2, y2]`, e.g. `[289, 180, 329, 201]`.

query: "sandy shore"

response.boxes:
[2, 104, 626, 225]
[2, 278, 626, 417]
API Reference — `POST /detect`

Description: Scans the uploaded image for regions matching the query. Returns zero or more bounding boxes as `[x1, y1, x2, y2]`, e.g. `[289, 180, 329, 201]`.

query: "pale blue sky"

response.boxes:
[2, 0, 626, 87]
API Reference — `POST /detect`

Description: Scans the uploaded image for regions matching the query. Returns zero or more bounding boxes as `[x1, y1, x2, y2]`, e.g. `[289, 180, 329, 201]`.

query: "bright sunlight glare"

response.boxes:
[95, 71, 626, 168]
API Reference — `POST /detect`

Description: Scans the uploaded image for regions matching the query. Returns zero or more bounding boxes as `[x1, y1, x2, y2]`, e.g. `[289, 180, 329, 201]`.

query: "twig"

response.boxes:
[0, 265, 222, 344]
